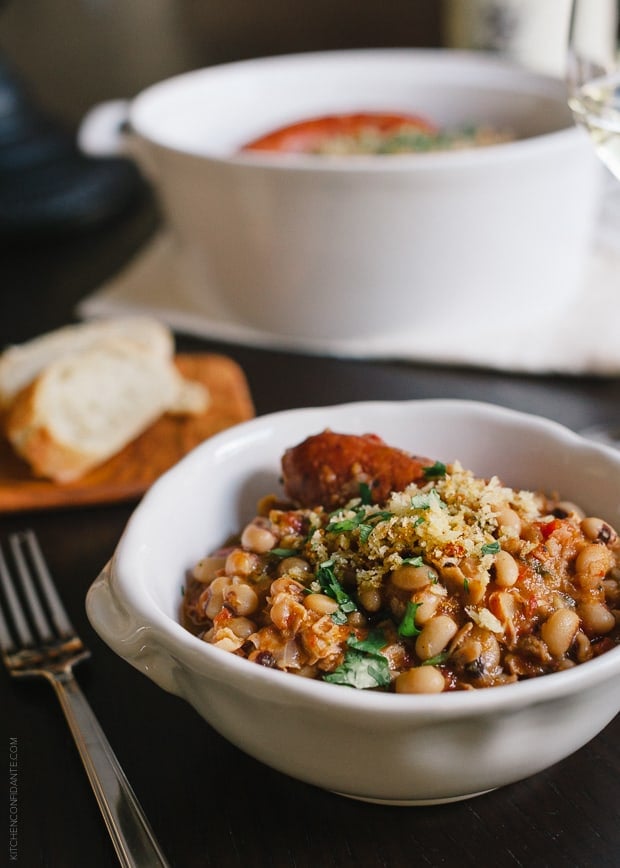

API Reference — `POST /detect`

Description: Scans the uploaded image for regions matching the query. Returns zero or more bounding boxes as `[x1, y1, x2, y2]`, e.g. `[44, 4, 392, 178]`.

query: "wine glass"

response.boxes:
[567, 0, 620, 447]
[568, 0, 620, 178]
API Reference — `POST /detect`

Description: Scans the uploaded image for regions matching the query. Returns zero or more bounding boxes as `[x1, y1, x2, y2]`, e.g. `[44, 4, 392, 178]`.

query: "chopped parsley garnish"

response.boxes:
[423, 652, 449, 666]
[325, 517, 359, 533]
[398, 601, 422, 637]
[269, 547, 300, 558]
[323, 630, 391, 689]
[326, 508, 393, 537]
[410, 489, 446, 510]
[402, 556, 424, 567]
[423, 461, 447, 479]
[323, 651, 391, 689]
[358, 524, 375, 543]
[348, 628, 387, 655]
[481, 541, 501, 555]
[359, 481, 372, 504]
[315, 560, 357, 623]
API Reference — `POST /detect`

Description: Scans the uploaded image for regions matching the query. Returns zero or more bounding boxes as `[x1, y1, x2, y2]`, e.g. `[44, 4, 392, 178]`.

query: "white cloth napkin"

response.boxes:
[77, 184, 620, 376]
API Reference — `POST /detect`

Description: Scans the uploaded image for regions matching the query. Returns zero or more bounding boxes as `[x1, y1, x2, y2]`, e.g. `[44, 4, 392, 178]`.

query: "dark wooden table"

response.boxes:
[3, 202, 619, 868]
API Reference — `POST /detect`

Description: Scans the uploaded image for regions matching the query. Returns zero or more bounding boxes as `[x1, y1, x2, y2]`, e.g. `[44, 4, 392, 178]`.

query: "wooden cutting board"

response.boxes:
[0, 353, 254, 513]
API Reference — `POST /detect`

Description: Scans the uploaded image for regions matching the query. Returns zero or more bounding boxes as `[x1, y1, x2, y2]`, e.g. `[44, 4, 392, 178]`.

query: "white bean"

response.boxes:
[575, 544, 614, 589]
[495, 504, 522, 536]
[494, 550, 519, 588]
[578, 601, 616, 635]
[395, 666, 445, 694]
[580, 516, 618, 546]
[391, 563, 438, 590]
[304, 593, 339, 616]
[415, 615, 457, 661]
[241, 522, 278, 553]
[541, 608, 580, 658]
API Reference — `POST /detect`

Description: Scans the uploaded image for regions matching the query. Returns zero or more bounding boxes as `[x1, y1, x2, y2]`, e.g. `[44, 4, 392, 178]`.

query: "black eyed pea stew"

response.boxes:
[182, 451, 620, 693]
[241, 111, 514, 156]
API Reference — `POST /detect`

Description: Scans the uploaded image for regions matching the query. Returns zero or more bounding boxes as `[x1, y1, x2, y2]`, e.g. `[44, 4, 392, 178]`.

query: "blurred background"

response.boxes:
[0, 0, 442, 126]
[1, 0, 582, 239]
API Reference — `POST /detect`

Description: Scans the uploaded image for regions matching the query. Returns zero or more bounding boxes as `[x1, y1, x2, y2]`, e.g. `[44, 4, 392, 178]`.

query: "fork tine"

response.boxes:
[0, 601, 13, 651]
[0, 545, 34, 648]
[9, 532, 55, 643]
[10, 530, 75, 640]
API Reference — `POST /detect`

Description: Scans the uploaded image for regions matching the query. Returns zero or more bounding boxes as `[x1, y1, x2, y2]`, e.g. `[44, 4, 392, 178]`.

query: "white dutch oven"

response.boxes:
[80, 50, 603, 341]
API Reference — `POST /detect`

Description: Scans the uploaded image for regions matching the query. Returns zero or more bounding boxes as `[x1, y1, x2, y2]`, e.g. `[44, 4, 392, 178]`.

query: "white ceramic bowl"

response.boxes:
[86, 399, 620, 805]
[80, 49, 603, 342]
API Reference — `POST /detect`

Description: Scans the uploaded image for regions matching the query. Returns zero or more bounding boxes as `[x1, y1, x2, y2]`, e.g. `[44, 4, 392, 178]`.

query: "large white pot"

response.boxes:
[81, 49, 604, 341]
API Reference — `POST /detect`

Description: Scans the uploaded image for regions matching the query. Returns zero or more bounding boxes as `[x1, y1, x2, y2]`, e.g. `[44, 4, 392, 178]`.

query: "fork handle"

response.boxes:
[50, 671, 170, 868]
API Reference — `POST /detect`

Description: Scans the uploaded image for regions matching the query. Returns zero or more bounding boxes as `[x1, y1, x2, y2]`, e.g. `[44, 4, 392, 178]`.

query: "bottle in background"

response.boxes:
[441, 0, 615, 78]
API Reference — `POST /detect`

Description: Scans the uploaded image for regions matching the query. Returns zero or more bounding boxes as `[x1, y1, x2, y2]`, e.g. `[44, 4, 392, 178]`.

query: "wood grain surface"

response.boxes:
[0, 353, 254, 512]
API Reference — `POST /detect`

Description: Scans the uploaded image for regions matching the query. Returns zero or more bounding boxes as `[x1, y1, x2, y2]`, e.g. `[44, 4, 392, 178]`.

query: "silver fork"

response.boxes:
[0, 530, 170, 868]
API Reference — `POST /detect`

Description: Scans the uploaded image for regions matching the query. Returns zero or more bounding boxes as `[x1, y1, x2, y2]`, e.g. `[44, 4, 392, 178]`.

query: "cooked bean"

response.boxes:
[553, 500, 585, 519]
[578, 601, 616, 635]
[270, 596, 307, 635]
[193, 556, 227, 582]
[575, 544, 614, 589]
[450, 637, 482, 667]
[602, 578, 620, 607]
[494, 550, 519, 587]
[557, 659, 576, 670]
[412, 589, 441, 625]
[359, 587, 382, 612]
[277, 556, 312, 578]
[204, 575, 231, 619]
[225, 581, 259, 616]
[347, 611, 368, 628]
[270, 576, 305, 596]
[416, 615, 458, 661]
[227, 617, 256, 639]
[304, 593, 339, 616]
[211, 633, 243, 652]
[241, 521, 278, 553]
[391, 563, 438, 590]
[225, 548, 260, 578]
[580, 516, 618, 546]
[541, 608, 580, 658]
[575, 631, 593, 663]
[495, 504, 522, 536]
[256, 493, 278, 516]
[477, 629, 501, 672]
[395, 665, 445, 694]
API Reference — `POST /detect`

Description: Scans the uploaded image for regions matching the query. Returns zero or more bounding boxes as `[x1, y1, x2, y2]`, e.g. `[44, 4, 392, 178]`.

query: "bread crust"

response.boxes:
[4, 337, 208, 483]
[0, 316, 175, 409]
[6, 381, 97, 482]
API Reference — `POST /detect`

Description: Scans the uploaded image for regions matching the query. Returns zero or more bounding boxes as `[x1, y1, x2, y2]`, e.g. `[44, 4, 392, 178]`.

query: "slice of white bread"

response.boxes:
[0, 317, 175, 409]
[5, 337, 202, 483]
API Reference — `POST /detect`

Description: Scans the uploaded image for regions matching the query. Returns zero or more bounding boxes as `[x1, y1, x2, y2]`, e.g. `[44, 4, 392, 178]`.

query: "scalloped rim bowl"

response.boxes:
[86, 400, 620, 804]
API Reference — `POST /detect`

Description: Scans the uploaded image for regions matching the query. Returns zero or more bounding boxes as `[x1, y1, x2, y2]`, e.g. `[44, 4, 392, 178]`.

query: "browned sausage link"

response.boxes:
[281, 430, 433, 508]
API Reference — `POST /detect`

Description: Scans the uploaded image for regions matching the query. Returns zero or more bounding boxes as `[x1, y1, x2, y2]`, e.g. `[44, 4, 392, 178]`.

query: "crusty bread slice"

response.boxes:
[0, 317, 175, 409]
[6, 338, 196, 483]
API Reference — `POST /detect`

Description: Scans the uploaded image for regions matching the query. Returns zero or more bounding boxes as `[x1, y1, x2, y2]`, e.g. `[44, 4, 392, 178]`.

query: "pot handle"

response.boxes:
[78, 99, 132, 158]
[85, 560, 182, 697]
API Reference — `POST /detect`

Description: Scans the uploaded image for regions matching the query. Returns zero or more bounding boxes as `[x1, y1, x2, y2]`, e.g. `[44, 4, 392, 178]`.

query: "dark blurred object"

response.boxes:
[0, 57, 146, 241]
[180, 0, 441, 66]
